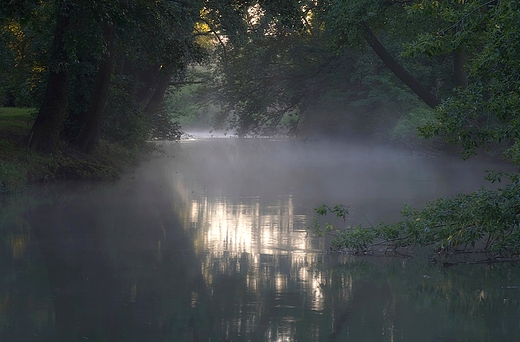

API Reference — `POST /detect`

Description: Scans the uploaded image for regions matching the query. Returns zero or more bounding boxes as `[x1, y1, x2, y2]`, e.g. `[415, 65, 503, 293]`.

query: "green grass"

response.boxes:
[0, 107, 36, 132]
[0, 108, 34, 193]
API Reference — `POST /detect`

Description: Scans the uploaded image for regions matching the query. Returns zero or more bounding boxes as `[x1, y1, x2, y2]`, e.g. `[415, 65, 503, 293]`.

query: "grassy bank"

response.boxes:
[0, 107, 149, 194]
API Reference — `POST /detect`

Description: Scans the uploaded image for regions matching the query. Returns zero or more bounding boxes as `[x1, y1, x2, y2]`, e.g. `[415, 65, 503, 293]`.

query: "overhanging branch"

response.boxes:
[361, 22, 441, 108]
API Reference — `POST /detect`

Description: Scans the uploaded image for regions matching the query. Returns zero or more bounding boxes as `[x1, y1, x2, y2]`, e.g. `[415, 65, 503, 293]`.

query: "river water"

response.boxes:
[1, 137, 520, 341]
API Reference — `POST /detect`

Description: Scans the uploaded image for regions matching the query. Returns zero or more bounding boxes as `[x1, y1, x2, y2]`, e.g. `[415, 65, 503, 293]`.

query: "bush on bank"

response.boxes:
[311, 171, 520, 263]
[0, 107, 151, 194]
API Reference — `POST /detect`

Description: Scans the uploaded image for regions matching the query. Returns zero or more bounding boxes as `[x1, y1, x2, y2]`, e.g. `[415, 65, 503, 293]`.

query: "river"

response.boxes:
[1, 137, 519, 341]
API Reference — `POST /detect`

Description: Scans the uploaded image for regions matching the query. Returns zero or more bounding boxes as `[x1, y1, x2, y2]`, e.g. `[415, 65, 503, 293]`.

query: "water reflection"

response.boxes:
[162, 138, 518, 341]
[1, 138, 519, 341]
[183, 193, 328, 339]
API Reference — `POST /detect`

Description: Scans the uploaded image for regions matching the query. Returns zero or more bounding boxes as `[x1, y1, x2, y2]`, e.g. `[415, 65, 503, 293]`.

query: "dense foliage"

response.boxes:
[417, 1, 520, 162]
[1, 0, 206, 154]
[312, 175, 520, 261]
[199, 0, 451, 138]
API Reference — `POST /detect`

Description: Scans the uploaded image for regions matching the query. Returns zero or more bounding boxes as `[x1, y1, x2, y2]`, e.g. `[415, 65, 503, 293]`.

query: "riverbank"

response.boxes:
[0, 107, 153, 194]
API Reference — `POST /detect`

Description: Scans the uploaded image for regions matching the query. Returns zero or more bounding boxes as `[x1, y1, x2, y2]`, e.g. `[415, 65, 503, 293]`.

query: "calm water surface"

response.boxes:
[1, 138, 519, 341]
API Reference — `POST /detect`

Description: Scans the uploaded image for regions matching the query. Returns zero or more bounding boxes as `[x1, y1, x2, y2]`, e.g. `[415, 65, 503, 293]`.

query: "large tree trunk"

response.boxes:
[74, 25, 115, 153]
[361, 22, 441, 108]
[453, 46, 468, 89]
[143, 66, 175, 116]
[29, 4, 71, 154]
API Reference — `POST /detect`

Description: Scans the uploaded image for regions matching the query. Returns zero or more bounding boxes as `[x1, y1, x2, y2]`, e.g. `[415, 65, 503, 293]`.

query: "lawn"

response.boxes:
[0, 107, 36, 136]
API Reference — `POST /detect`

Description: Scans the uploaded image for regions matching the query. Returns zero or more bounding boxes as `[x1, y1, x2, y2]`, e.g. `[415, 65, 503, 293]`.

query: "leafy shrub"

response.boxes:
[311, 176, 520, 262]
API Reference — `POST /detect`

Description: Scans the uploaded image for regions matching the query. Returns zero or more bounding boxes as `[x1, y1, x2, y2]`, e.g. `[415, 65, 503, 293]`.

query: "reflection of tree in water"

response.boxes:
[9, 183, 213, 341]
[167, 148, 520, 340]
[203, 251, 520, 341]
[181, 187, 330, 340]
[206, 252, 329, 341]
[2, 152, 520, 341]
[0, 197, 55, 341]
[319, 258, 520, 341]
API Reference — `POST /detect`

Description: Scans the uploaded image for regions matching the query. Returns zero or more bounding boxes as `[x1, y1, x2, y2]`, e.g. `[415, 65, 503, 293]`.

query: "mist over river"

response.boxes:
[1, 136, 519, 341]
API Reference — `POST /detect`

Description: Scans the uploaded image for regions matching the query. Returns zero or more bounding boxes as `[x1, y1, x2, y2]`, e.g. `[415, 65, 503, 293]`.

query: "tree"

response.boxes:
[205, 0, 357, 136]
[413, 0, 520, 162]
[323, 0, 447, 108]
[0, 0, 51, 107]
[359, 22, 440, 108]
[202, 0, 455, 136]
[73, 24, 115, 153]
[310, 0, 520, 261]
[28, 0, 71, 154]
[14, 0, 207, 154]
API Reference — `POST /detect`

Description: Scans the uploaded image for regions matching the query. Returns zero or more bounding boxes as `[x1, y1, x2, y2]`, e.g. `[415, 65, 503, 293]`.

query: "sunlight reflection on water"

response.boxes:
[183, 192, 328, 335]
[156, 137, 516, 341]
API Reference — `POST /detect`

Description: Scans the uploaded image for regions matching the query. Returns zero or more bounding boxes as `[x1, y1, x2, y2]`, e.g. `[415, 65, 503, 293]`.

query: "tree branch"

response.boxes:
[361, 22, 441, 108]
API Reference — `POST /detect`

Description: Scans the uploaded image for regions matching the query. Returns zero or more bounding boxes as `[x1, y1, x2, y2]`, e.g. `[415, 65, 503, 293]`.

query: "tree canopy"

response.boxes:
[2, 0, 206, 153]
[3, 0, 519, 153]
[192, 0, 514, 157]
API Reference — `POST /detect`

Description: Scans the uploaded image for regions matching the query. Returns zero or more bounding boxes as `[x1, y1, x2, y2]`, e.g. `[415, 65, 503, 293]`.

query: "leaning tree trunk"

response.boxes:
[29, 4, 71, 154]
[143, 66, 175, 116]
[361, 22, 441, 109]
[134, 63, 162, 105]
[74, 25, 115, 153]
